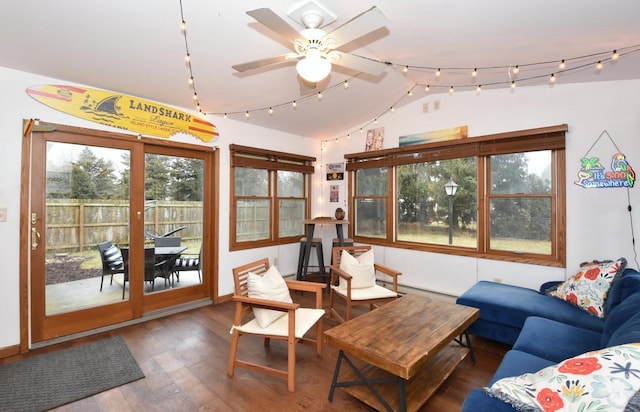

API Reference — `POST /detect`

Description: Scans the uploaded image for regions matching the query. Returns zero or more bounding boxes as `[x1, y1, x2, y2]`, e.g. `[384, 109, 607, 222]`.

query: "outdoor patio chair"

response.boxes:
[174, 246, 202, 282]
[120, 247, 178, 299]
[329, 245, 402, 323]
[227, 258, 325, 392]
[97, 241, 125, 292]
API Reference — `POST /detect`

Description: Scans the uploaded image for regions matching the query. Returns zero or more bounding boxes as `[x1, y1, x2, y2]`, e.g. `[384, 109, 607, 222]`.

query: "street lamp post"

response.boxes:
[444, 177, 458, 245]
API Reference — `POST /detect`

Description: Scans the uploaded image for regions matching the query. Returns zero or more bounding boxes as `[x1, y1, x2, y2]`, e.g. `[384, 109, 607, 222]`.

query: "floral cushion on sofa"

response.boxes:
[485, 343, 640, 412]
[546, 258, 627, 318]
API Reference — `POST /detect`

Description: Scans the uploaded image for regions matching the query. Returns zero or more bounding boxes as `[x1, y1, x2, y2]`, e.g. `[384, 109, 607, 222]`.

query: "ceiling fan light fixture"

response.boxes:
[296, 49, 331, 82]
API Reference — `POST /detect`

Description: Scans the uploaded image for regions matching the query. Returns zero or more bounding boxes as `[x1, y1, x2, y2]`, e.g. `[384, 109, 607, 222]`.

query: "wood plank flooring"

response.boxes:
[3, 292, 510, 411]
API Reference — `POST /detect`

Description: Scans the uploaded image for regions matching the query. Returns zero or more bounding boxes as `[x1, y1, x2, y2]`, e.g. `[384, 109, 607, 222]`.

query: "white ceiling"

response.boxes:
[2, 0, 639, 139]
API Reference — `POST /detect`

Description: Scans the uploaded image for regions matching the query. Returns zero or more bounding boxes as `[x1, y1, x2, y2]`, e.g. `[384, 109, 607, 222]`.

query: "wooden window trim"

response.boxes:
[346, 125, 567, 267]
[230, 145, 315, 251]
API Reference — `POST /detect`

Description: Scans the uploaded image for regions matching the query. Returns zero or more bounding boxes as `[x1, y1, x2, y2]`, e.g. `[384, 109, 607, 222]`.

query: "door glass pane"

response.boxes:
[45, 142, 130, 314]
[144, 154, 204, 294]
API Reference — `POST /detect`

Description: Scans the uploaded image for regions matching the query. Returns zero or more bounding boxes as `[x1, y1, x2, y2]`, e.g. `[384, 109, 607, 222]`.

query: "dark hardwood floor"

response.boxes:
[5, 292, 509, 411]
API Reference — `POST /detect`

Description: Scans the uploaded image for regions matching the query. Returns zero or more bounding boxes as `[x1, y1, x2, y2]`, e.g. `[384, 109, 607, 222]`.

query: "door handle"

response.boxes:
[31, 227, 41, 250]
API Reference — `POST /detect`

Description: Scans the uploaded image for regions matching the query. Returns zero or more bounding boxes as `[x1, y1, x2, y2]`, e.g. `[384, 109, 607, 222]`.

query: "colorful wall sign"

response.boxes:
[26, 84, 218, 142]
[574, 152, 635, 188]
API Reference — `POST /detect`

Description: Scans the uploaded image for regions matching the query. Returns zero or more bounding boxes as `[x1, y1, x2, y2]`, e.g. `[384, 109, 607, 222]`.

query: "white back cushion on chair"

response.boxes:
[247, 265, 293, 328]
[339, 249, 376, 290]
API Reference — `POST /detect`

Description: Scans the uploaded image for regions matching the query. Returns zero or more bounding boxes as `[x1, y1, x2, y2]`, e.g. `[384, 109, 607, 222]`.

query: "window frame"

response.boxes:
[345, 124, 567, 267]
[229, 144, 315, 251]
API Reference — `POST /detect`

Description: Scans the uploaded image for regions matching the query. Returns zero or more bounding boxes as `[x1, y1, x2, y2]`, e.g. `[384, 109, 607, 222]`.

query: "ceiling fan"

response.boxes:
[232, 2, 390, 84]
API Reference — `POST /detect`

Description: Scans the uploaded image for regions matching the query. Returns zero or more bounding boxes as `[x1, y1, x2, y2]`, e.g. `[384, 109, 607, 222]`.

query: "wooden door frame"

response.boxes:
[19, 121, 219, 351]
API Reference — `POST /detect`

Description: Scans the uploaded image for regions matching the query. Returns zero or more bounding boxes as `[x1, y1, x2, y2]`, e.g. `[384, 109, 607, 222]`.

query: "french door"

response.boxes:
[27, 123, 216, 343]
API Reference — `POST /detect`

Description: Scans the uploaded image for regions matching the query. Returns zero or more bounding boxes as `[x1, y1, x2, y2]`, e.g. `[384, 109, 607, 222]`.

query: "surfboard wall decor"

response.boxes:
[26, 84, 218, 142]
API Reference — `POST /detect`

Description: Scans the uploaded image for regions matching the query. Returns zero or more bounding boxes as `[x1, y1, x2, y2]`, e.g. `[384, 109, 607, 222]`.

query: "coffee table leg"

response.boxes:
[397, 377, 407, 411]
[454, 330, 476, 365]
[328, 350, 397, 411]
[328, 350, 345, 401]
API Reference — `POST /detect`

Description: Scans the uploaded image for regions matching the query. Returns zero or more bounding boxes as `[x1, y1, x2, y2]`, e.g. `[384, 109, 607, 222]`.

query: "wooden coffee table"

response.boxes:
[324, 294, 479, 412]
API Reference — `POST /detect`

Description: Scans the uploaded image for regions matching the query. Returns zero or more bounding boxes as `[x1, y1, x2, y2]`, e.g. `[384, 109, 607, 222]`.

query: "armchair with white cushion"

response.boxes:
[329, 245, 402, 323]
[227, 258, 326, 392]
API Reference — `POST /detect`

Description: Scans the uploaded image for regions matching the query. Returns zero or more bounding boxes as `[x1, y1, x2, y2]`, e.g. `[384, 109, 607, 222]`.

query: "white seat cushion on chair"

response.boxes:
[235, 308, 325, 339]
[247, 265, 293, 328]
[339, 249, 376, 290]
[332, 284, 398, 300]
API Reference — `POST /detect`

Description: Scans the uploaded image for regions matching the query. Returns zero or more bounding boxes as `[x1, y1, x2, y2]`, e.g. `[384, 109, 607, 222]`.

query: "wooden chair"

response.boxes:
[329, 245, 402, 323]
[227, 258, 326, 392]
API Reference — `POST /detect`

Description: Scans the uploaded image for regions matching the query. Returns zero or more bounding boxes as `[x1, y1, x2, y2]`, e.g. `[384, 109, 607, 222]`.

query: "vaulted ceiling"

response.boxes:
[2, 0, 639, 139]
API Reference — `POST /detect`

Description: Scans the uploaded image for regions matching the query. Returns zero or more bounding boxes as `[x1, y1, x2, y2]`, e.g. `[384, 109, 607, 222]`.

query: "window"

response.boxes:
[230, 145, 315, 250]
[346, 125, 566, 267]
[397, 157, 478, 247]
[354, 167, 388, 238]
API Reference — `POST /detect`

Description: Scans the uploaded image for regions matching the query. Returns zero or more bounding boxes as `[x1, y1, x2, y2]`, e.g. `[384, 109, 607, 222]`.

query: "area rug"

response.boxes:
[0, 335, 145, 411]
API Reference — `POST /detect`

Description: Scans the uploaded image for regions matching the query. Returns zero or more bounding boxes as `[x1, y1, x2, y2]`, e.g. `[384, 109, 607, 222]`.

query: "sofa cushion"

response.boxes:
[486, 343, 640, 412]
[461, 388, 517, 412]
[604, 268, 640, 315]
[546, 258, 626, 318]
[602, 292, 640, 347]
[489, 350, 555, 385]
[457, 281, 604, 344]
[513, 316, 602, 362]
[608, 310, 640, 347]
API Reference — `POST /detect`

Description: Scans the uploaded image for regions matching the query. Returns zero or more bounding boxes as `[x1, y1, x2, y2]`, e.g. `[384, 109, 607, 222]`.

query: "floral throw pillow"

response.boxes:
[546, 258, 627, 318]
[486, 343, 640, 412]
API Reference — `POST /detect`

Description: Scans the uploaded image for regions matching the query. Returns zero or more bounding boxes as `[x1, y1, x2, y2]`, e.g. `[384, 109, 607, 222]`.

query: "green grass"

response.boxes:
[398, 231, 551, 254]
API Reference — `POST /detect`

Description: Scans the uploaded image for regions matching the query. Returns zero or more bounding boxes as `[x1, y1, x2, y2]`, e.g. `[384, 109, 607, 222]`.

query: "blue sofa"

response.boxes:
[457, 267, 640, 411]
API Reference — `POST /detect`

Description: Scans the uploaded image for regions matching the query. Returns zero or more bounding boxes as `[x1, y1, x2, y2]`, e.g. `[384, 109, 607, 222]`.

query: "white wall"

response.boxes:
[319, 80, 640, 295]
[1, 64, 639, 349]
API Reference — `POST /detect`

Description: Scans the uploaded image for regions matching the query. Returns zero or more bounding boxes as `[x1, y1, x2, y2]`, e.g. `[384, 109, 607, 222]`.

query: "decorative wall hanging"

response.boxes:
[399, 125, 467, 147]
[574, 130, 635, 189]
[365, 127, 384, 151]
[26, 84, 218, 142]
[326, 162, 344, 181]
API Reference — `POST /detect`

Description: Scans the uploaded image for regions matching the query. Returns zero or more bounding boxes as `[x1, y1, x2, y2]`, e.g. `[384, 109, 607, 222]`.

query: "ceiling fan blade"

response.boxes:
[246, 8, 301, 43]
[331, 51, 388, 75]
[232, 55, 292, 72]
[324, 6, 390, 50]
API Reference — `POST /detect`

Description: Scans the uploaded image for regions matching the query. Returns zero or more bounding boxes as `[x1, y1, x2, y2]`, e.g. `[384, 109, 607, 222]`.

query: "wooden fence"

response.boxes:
[46, 200, 203, 253]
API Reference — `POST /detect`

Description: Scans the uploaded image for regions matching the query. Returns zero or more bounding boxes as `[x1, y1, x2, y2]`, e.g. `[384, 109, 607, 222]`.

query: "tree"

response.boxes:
[71, 147, 118, 199]
[144, 154, 172, 200]
[170, 158, 204, 201]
